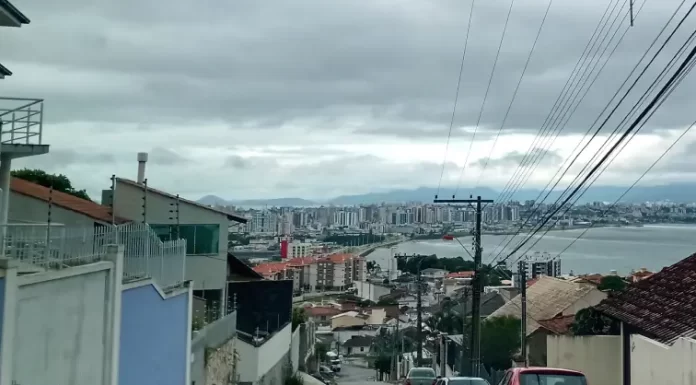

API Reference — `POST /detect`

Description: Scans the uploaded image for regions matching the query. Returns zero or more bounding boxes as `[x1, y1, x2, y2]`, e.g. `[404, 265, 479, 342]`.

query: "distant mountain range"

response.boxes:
[197, 183, 696, 207]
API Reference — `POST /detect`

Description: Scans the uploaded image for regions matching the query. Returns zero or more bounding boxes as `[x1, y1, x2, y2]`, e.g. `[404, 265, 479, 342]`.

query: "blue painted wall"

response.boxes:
[119, 284, 188, 385]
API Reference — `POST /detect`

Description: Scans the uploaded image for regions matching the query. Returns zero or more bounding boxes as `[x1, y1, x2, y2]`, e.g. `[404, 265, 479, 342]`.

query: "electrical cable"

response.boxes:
[497, 37, 696, 266]
[487, 0, 689, 263]
[516, 50, 696, 261]
[436, 0, 477, 199]
[491, 0, 625, 205]
[453, 0, 517, 197]
[473, 0, 556, 189]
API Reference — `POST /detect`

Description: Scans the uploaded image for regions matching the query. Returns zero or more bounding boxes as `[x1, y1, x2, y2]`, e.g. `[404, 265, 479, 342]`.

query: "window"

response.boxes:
[151, 224, 220, 255]
[520, 373, 587, 385]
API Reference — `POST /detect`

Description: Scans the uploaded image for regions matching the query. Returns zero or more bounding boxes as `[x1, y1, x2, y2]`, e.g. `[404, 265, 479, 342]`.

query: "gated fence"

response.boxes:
[0, 222, 186, 289]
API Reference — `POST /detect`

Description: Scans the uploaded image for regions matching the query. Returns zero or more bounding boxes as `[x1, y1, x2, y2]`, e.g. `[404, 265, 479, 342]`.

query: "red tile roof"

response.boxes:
[317, 253, 357, 264]
[595, 252, 696, 344]
[287, 257, 316, 267]
[252, 262, 290, 276]
[305, 306, 342, 317]
[11, 177, 130, 224]
[537, 315, 576, 335]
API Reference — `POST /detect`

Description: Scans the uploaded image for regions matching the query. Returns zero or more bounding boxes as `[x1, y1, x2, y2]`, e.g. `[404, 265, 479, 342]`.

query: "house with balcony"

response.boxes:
[104, 153, 247, 320]
[1, 176, 193, 385]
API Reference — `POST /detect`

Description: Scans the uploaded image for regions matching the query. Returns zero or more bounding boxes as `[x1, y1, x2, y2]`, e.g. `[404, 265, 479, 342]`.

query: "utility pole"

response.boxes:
[394, 253, 427, 364]
[434, 195, 493, 377]
[460, 286, 470, 375]
[518, 260, 528, 366]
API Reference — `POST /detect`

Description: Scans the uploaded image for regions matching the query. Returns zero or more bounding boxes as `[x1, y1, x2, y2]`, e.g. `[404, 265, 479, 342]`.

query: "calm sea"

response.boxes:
[367, 224, 696, 275]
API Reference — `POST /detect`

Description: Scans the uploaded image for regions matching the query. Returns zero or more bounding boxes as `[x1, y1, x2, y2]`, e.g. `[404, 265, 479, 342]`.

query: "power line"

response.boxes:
[498, 33, 696, 266]
[453, 0, 517, 197]
[473, 0, 556, 189]
[436, 0, 477, 198]
[491, 0, 626, 205]
[516, 47, 696, 260]
[487, 0, 686, 263]
[485, 0, 649, 261]
[554, 118, 696, 259]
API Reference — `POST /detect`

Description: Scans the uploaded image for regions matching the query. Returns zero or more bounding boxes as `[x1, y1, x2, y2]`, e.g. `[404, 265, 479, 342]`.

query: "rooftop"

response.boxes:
[342, 335, 375, 348]
[596, 251, 696, 344]
[536, 314, 576, 335]
[116, 177, 247, 223]
[446, 271, 475, 279]
[488, 276, 601, 336]
[0, 63, 10, 78]
[11, 177, 130, 224]
[0, 0, 31, 26]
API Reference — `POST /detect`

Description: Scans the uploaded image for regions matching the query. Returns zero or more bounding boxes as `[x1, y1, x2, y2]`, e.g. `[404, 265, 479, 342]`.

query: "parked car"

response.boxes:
[405, 367, 437, 385]
[435, 376, 490, 385]
[499, 367, 587, 385]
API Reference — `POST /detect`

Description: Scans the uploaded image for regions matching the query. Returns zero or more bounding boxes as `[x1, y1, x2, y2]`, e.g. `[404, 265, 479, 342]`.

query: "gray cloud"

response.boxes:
[472, 147, 563, 169]
[148, 147, 188, 165]
[3, 0, 693, 136]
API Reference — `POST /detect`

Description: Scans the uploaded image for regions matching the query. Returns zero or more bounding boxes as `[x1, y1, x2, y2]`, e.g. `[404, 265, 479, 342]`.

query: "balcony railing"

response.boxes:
[0, 97, 44, 145]
[0, 222, 186, 289]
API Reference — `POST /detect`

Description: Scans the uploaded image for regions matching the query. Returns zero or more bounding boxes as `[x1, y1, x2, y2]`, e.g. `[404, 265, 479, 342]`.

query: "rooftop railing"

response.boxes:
[0, 97, 44, 145]
[0, 222, 186, 290]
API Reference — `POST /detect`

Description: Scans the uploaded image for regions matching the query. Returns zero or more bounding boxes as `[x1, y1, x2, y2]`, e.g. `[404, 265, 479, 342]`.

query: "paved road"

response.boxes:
[336, 363, 388, 385]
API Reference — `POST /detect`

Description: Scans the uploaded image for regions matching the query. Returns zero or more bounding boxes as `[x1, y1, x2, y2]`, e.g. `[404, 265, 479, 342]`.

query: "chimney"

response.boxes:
[137, 152, 148, 184]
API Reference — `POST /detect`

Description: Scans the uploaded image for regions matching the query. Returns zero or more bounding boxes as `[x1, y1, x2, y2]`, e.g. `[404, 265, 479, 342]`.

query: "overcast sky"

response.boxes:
[3, 0, 696, 201]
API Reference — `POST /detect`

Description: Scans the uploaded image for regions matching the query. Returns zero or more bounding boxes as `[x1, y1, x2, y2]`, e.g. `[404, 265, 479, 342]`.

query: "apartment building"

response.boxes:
[252, 253, 365, 291]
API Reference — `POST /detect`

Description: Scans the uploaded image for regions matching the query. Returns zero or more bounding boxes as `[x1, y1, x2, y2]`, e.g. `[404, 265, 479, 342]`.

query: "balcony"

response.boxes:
[0, 0, 30, 27]
[0, 97, 48, 157]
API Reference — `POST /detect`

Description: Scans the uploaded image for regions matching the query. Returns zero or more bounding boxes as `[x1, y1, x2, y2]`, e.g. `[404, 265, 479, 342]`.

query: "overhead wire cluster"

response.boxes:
[489, 0, 696, 268]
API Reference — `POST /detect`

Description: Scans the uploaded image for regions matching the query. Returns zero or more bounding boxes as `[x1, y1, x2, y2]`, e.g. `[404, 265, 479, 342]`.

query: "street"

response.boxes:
[335, 363, 389, 385]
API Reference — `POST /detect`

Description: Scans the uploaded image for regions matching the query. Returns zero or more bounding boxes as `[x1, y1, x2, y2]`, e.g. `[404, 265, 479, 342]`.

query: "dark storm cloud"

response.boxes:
[3, 0, 693, 136]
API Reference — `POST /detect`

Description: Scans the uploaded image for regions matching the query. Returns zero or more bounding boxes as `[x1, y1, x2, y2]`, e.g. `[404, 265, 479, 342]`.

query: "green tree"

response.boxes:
[571, 307, 620, 336]
[480, 315, 521, 371]
[11, 168, 91, 201]
[377, 297, 398, 306]
[292, 307, 307, 331]
[598, 275, 627, 292]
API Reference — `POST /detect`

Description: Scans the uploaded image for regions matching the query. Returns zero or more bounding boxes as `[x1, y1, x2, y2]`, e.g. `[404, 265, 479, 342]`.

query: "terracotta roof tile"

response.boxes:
[305, 306, 342, 317]
[11, 178, 130, 224]
[595, 252, 696, 344]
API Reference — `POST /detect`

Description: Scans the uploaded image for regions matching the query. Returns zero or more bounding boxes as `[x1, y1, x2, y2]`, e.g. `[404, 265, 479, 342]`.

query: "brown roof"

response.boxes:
[595, 252, 696, 344]
[115, 177, 247, 223]
[11, 177, 130, 224]
[305, 306, 342, 317]
[537, 315, 576, 335]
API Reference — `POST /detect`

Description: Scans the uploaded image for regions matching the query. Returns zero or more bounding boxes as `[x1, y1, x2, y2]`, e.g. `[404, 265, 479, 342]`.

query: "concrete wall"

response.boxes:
[355, 280, 391, 303]
[547, 335, 621, 385]
[205, 337, 239, 385]
[10, 262, 118, 385]
[119, 281, 191, 385]
[113, 180, 229, 290]
[237, 323, 292, 384]
[291, 328, 301, 372]
[190, 310, 238, 385]
[631, 334, 696, 385]
[9, 192, 99, 226]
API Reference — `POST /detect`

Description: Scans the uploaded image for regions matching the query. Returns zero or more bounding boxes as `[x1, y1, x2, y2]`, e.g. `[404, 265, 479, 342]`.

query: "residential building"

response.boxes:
[355, 280, 392, 303]
[288, 241, 312, 258]
[104, 155, 247, 318]
[341, 335, 375, 356]
[316, 254, 365, 290]
[421, 268, 447, 280]
[547, 251, 696, 385]
[304, 305, 343, 325]
[488, 276, 606, 366]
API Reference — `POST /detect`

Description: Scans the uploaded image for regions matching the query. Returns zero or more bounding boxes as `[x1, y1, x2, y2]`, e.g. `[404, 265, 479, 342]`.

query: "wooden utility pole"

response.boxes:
[434, 195, 493, 376]
[518, 260, 528, 366]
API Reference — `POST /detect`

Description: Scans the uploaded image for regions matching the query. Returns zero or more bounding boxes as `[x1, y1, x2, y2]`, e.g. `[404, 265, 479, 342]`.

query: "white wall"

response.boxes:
[355, 281, 391, 302]
[547, 335, 621, 385]
[291, 328, 300, 372]
[631, 335, 696, 385]
[237, 323, 292, 383]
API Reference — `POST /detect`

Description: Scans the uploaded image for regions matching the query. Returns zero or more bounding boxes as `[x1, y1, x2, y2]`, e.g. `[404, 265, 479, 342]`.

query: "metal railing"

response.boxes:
[116, 222, 187, 289]
[0, 222, 187, 289]
[0, 97, 44, 145]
